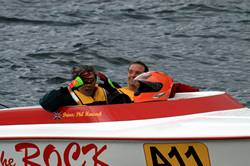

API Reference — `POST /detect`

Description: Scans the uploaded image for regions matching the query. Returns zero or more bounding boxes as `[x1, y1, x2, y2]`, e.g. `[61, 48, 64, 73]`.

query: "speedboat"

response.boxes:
[0, 91, 249, 166]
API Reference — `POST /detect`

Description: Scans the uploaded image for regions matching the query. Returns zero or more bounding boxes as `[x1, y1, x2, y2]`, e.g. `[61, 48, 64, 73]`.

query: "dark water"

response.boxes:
[0, 0, 249, 108]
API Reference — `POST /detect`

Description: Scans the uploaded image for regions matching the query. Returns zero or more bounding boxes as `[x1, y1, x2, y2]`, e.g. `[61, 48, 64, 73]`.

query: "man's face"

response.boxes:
[80, 72, 96, 96]
[128, 64, 145, 90]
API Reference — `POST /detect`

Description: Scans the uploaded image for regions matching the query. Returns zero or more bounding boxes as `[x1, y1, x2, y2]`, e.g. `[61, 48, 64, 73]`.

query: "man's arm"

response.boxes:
[39, 87, 77, 112]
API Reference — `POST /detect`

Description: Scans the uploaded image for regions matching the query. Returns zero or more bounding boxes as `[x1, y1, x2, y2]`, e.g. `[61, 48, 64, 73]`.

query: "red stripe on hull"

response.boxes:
[0, 93, 244, 125]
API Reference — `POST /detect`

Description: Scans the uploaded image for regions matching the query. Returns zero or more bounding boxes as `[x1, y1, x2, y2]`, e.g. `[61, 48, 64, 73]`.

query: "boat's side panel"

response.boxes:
[1, 108, 250, 139]
[0, 93, 244, 125]
[0, 139, 249, 166]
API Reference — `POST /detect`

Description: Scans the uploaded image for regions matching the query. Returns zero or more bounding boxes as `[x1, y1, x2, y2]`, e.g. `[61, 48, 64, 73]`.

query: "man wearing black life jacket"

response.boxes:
[40, 65, 130, 112]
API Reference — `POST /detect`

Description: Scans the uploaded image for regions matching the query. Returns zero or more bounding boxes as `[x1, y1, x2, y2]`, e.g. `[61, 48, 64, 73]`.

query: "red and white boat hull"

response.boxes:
[0, 91, 249, 165]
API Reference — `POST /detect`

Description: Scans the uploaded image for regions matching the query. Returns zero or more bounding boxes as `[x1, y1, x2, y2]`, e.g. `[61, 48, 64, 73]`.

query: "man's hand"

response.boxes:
[96, 72, 118, 89]
[96, 72, 108, 81]
[68, 76, 84, 89]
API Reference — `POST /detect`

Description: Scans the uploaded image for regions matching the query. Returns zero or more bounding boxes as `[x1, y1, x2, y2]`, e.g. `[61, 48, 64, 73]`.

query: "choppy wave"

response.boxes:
[0, 0, 249, 108]
[0, 15, 83, 26]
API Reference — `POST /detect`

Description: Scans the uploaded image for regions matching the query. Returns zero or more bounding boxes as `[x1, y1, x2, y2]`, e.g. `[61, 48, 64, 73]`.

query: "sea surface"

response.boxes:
[0, 0, 249, 108]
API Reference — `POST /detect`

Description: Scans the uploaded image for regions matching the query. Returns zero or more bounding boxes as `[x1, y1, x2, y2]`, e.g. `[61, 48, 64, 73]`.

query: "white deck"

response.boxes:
[0, 107, 249, 139]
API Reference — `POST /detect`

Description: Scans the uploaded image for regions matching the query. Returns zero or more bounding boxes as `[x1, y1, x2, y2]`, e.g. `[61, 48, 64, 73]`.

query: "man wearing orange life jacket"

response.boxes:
[118, 61, 149, 101]
[40, 65, 109, 112]
[117, 61, 199, 101]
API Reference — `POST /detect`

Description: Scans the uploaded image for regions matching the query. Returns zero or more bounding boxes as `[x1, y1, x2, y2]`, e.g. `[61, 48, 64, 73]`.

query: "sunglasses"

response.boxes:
[79, 71, 96, 84]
